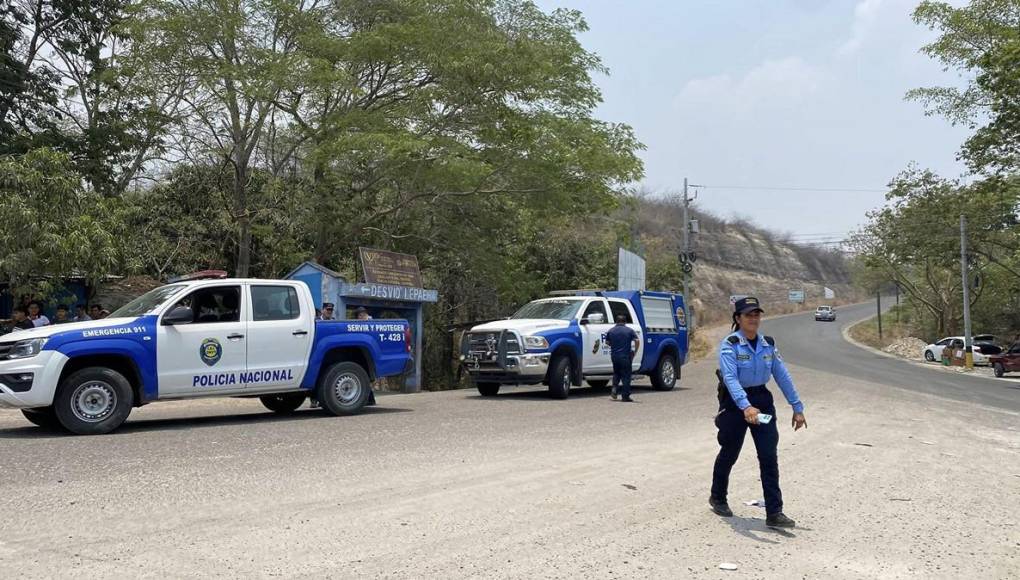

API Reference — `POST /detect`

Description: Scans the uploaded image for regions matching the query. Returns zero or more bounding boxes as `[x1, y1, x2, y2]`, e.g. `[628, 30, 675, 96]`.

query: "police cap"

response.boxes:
[734, 296, 764, 316]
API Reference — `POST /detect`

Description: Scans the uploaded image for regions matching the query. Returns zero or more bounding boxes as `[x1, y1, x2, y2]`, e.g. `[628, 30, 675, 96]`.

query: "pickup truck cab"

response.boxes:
[460, 290, 687, 398]
[0, 279, 411, 434]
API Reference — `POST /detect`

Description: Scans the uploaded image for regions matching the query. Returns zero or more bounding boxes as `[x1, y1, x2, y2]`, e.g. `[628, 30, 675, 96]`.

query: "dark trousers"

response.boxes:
[711, 386, 783, 515]
[611, 356, 633, 398]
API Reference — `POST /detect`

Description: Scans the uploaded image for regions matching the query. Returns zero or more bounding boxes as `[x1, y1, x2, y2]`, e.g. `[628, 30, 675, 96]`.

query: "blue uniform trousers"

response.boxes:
[611, 355, 633, 398]
[711, 386, 783, 515]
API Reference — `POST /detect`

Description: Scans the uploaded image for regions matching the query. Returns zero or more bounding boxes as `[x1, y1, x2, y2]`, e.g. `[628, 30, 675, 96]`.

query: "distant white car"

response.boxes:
[922, 335, 1002, 365]
[814, 305, 836, 322]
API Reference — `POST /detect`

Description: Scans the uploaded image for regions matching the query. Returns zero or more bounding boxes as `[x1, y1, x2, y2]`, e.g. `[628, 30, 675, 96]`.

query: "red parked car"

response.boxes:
[990, 343, 1020, 377]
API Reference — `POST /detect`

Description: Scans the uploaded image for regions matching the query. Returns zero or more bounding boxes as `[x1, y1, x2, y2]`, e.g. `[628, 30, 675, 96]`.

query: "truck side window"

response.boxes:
[172, 286, 241, 324]
[252, 286, 300, 321]
[582, 300, 608, 322]
[608, 301, 633, 324]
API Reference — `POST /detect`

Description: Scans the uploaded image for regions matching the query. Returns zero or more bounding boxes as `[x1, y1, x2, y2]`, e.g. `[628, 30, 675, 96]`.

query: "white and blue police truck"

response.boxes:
[0, 279, 412, 434]
[460, 290, 688, 398]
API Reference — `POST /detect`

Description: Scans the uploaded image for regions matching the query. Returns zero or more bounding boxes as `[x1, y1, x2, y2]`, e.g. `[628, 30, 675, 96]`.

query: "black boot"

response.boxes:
[766, 513, 795, 528]
[709, 496, 733, 517]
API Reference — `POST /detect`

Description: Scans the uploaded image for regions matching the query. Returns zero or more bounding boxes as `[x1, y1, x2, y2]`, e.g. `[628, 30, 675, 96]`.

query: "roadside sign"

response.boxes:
[824, 287, 835, 299]
[788, 290, 805, 303]
[359, 247, 423, 288]
[617, 247, 646, 291]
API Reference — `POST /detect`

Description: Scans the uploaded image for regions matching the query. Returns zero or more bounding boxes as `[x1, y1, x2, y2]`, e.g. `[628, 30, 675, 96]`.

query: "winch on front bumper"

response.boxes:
[459, 330, 550, 385]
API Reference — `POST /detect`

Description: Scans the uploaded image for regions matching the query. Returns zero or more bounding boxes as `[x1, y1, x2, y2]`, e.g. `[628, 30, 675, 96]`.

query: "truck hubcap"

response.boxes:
[662, 360, 675, 385]
[71, 381, 116, 423]
[334, 373, 362, 404]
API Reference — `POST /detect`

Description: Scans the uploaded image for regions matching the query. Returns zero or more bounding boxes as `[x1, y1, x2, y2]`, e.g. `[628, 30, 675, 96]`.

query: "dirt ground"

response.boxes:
[0, 328, 1018, 579]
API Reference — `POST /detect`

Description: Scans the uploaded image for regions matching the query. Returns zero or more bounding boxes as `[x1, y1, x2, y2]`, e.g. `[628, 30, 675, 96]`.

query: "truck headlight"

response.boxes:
[523, 336, 549, 350]
[7, 338, 48, 360]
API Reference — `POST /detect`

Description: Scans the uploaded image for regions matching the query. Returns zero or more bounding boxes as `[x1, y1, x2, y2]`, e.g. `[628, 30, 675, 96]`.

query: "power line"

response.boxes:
[697, 184, 888, 193]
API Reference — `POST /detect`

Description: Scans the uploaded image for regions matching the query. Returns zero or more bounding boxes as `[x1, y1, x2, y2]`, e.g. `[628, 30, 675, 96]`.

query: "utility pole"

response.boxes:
[681, 178, 690, 326]
[679, 178, 698, 336]
[877, 291, 883, 341]
[961, 215, 974, 369]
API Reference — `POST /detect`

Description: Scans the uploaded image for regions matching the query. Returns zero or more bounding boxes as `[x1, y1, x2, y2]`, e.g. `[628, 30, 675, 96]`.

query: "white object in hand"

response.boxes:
[758, 413, 773, 424]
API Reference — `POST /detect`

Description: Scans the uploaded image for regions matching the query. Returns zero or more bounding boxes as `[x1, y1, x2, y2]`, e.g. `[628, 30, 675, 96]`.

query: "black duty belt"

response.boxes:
[716, 368, 768, 402]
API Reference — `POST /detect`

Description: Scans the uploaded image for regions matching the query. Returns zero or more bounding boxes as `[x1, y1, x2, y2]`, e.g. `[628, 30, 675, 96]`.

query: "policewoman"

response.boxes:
[709, 296, 807, 529]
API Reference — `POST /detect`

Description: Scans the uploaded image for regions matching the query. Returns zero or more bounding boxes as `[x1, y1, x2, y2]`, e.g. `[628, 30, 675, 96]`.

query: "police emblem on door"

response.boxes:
[676, 307, 687, 327]
[200, 338, 222, 366]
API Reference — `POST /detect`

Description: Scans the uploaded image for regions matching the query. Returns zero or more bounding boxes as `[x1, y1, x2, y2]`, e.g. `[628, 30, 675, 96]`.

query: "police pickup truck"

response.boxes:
[460, 290, 687, 398]
[0, 279, 411, 434]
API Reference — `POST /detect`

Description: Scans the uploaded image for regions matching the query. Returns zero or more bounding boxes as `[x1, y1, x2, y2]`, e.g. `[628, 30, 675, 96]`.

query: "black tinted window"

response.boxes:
[583, 300, 608, 321]
[171, 286, 241, 324]
[608, 301, 633, 324]
[252, 286, 300, 321]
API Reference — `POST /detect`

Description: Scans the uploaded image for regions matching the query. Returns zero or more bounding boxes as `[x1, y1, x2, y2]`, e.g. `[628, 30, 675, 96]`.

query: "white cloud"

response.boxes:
[838, 0, 887, 56]
[674, 57, 825, 117]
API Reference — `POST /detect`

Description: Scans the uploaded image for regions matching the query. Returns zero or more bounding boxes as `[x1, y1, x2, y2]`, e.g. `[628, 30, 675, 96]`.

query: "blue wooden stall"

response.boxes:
[284, 261, 438, 392]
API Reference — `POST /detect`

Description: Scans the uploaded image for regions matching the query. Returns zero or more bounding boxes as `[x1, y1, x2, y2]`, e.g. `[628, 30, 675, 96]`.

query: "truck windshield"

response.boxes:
[511, 300, 583, 320]
[109, 285, 187, 318]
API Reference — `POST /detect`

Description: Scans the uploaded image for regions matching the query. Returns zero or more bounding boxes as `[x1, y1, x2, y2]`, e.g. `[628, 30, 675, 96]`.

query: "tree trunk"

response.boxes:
[234, 162, 251, 277]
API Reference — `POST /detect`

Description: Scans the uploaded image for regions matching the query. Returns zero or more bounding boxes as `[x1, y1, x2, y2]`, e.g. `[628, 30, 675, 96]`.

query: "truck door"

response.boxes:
[156, 284, 248, 397]
[245, 284, 312, 389]
[608, 299, 643, 371]
[579, 299, 613, 374]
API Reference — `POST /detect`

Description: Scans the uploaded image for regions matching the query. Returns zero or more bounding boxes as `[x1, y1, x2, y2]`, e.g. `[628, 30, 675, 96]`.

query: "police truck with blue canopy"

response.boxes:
[460, 290, 688, 398]
[0, 278, 412, 434]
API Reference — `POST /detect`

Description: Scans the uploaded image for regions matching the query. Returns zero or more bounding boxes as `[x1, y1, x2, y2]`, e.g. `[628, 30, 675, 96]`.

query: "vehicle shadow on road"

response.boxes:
[465, 385, 691, 401]
[721, 514, 802, 544]
[0, 407, 413, 438]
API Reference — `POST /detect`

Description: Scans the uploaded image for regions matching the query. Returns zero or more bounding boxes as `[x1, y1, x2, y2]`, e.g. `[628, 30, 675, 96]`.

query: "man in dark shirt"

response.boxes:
[605, 314, 640, 402]
[11, 307, 35, 331]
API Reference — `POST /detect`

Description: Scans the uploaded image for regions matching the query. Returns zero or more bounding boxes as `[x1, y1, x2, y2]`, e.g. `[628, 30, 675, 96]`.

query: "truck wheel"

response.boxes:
[476, 382, 500, 397]
[587, 380, 609, 389]
[53, 367, 134, 435]
[651, 353, 679, 391]
[548, 356, 572, 399]
[318, 362, 371, 416]
[21, 407, 62, 430]
[260, 393, 306, 413]
[994, 363, 1005, 378]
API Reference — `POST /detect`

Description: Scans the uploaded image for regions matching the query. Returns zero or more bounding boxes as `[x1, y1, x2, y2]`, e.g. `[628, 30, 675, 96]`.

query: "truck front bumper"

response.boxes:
[0, 351, 67, 409]
[462, 352, 551, 385]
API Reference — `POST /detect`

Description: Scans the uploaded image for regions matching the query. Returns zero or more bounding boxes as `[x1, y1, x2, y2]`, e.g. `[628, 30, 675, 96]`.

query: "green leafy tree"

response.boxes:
[0, 148, 121, 296]
[910, 0, 1020, 175]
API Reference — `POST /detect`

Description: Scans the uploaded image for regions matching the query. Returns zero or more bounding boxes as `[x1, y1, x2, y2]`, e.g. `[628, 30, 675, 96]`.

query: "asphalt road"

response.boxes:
[767, 299, 1020, 412]
[0, 309, 1018, 578]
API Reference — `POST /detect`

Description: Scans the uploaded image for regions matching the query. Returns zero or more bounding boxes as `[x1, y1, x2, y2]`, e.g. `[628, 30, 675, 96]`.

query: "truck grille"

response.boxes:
[463, 331, 522, 358]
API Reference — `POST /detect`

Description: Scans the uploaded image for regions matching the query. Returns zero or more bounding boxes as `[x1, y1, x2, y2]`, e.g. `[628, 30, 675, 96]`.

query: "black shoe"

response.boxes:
[766, 513, 795, 528]
[621, 396, 634, 402]
[709, 496, 733, 517]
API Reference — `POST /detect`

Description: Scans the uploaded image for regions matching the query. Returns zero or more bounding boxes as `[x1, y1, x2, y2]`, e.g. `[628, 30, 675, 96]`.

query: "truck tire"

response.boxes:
[259, 393, 306, 413]
[53, 367, 134, 435]
[476, 382, 500, 397]
[317, 362, 371, 416]
[587, 380, 609, 389]
[21, 407, 62, 430]
[650, 353, 679, 391]
[547, 356, 572, 399]
[994, 362, 1005, 378]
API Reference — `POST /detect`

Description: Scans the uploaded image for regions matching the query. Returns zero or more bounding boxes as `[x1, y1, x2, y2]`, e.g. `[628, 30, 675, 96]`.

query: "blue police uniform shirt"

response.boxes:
[719, 330, 804, 413]
[605, 324, 638, 359]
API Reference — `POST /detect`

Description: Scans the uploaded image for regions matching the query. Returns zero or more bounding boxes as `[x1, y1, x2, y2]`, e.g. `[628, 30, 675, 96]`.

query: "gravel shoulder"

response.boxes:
[0, 327, 1018, 579]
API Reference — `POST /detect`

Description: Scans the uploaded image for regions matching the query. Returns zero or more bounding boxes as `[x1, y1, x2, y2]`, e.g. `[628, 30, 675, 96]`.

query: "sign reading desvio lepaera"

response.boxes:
[359, 247, 423, 288]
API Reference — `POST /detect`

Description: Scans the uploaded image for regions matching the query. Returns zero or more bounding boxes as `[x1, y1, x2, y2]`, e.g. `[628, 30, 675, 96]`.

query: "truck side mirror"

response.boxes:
[162, 306, 194, 326]
[586, 312, 605, 325]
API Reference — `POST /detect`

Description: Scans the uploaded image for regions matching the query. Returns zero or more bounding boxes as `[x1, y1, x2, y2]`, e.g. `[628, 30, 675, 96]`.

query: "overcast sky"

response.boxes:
[534, 0, 971, 242]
